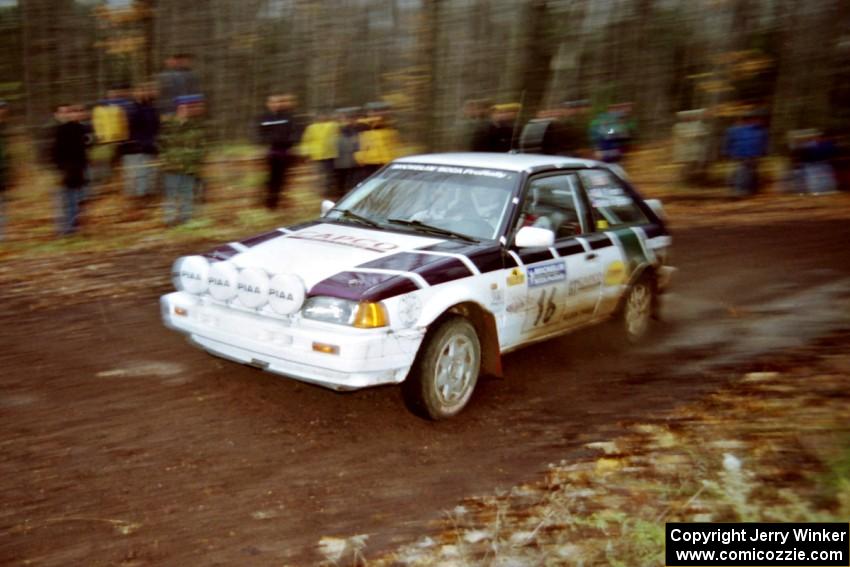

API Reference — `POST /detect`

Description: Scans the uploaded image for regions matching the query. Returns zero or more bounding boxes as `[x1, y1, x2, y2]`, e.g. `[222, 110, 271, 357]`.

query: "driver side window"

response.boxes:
[517, 174, 586, 239]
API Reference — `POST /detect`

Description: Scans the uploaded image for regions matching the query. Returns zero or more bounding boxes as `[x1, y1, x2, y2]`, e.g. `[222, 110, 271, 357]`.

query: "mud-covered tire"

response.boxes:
[402, 316, 481, 420]
[620, 276, 657, 344]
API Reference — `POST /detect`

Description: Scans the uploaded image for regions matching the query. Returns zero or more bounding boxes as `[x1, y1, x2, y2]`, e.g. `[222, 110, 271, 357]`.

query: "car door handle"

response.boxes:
[585, 253, 598, 261]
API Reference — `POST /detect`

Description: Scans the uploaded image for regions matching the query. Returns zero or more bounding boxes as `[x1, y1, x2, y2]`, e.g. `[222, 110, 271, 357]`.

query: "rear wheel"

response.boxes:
[621, 277, 656, 343]
[403, 316, 481, 420]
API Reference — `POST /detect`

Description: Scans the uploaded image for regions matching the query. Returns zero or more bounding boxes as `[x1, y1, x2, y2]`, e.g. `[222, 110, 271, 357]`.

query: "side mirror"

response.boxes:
[515, 226, 554, 248]
[320, 200, 335, 217]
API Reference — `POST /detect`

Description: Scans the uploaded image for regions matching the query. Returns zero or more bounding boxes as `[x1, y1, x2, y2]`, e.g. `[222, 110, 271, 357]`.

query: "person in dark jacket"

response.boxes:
[332, 107, 361, 200]
[51, 104, 92, 236]
[123, 83, 161, 200]
[258, 93, 300, 210]
[519, 103, 582, 156]
[474, 103, 520, 153]
[459, 99, 490, 151]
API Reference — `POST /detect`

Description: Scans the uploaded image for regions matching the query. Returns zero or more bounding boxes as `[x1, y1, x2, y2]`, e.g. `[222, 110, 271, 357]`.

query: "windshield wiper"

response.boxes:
[386, 218, 478, 243]
[332, 208, 381, 228]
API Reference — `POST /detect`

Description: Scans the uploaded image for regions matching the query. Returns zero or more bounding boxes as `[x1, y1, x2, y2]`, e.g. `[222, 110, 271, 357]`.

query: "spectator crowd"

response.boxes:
[0, 53, 847, 241]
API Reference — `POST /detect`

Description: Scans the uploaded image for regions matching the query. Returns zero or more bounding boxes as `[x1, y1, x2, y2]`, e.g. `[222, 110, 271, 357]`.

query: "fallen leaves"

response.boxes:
[367, 331, 850, 566]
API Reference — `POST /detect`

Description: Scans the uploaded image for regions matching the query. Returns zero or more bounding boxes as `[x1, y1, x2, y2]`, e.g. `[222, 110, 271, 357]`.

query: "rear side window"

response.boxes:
[579, 169, 648, 230]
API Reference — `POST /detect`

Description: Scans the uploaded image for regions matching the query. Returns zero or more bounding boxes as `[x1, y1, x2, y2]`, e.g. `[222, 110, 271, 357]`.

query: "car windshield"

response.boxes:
[327, 163, 518, 241]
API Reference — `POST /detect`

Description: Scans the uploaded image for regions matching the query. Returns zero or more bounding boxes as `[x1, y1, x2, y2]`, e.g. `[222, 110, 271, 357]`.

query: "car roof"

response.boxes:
[394, 152, 598, 173]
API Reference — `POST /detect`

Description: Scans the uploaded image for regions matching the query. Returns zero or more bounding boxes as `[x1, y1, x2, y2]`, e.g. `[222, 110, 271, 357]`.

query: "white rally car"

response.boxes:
[162, 153, 673, 419]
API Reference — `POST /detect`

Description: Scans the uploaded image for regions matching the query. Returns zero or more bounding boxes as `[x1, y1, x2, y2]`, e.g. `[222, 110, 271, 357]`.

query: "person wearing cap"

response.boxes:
[160, 94, 206, 225]
[0, 101, 8, 240]
[257, 93, 301, 210]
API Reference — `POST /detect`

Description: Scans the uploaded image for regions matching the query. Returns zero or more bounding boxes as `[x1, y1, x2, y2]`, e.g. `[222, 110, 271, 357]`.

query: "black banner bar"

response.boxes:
[666, 523, 849, 566]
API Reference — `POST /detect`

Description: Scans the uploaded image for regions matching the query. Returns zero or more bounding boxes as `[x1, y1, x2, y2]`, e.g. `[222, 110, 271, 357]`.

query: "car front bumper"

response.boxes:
[160, 292, 425, 390]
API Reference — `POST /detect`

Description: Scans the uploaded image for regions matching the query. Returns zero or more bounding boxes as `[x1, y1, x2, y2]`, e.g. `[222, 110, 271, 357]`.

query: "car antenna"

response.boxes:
[509, 89, 526, 154]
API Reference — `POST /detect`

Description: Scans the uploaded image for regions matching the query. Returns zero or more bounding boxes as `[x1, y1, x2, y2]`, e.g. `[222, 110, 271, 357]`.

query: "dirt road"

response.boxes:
[2, 218, 850, 566]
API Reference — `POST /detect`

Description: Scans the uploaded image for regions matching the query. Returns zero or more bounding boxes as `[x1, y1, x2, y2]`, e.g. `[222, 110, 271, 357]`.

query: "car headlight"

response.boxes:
[301, 296, 388, 328]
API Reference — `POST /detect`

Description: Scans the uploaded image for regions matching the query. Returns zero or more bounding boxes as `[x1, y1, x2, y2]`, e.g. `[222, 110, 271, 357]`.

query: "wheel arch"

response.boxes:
[425, 301, 502, 378]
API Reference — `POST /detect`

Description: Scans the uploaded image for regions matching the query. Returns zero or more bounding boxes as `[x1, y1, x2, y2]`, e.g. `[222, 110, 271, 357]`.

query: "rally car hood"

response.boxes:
[221, 222, 444, 291]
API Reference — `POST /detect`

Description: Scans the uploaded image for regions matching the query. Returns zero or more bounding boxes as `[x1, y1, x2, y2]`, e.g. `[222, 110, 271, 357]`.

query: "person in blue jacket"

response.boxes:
[725, 111, 768, 196]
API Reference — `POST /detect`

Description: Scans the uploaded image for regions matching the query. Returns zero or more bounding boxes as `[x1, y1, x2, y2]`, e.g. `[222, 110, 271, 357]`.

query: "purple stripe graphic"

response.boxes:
[309, 271, 419, 302]
[362, 251, 474, 285]
[419, 257, 473, 285]
[240, 229, 284, 247]
[423, 242, 508, 273]
[360, 252, 440, 272]
[204, 244, 239, 261]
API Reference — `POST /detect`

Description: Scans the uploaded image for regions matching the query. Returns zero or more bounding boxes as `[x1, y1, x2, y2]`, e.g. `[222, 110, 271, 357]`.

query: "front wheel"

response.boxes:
[403, 316, 481, 420]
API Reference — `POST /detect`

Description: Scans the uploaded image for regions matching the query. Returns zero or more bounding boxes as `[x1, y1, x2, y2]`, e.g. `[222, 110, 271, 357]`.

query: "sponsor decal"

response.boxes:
[389, 163, 512, 179]
[506, 267, 525, 287]
[533, 288, 558, 326]
[269, 288, 295, 301]
[506, 297, 527, 313]
[207, 262, 239, 301]
[289, 230, 399, 253]
[528, 261, 567, 288]
[568, 273, 602, 296]
[268, 273, 305, 315]
[176, 270, 203, 282]
[604, 260, 627, 286]
[490, 285, 505, 310]
[397, 294, 422, 328]
[588, 187, 634, 208]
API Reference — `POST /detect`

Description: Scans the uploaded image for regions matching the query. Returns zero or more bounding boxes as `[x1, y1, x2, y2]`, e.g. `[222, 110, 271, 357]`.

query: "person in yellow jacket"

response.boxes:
[90, 86, 131, 188]
[355, 102, 402, 179]
[299, 111, 340, 197]
[91, 90, 130, 144]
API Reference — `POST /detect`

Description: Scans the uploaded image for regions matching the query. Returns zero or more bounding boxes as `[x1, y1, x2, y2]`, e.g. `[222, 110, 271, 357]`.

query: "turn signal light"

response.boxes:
[174, 306, 189, 317]
[312, 342, 340, 355]
[353, 302, 388, 328]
